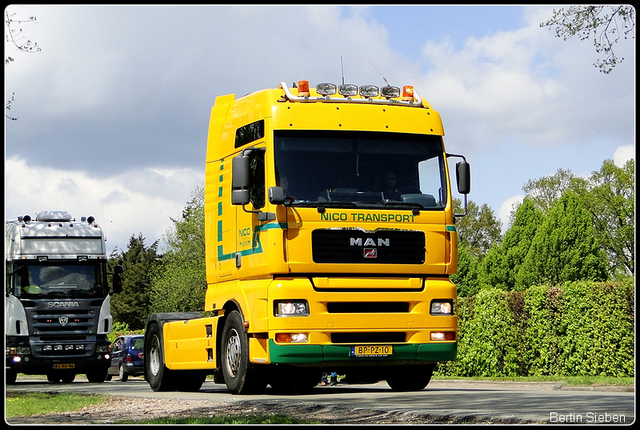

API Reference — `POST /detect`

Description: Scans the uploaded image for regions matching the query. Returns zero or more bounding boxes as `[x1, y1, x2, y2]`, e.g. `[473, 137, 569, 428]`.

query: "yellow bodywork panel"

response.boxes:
[163, 317, 219, 370]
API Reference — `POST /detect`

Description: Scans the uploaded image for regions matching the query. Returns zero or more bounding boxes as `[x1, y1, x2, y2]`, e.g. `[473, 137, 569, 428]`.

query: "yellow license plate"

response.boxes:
[53, 363, 75, 369]
[350, 345, 393, 357]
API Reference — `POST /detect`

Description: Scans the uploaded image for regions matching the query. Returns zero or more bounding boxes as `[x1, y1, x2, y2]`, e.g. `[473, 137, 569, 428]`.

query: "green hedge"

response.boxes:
[437, 279, 634, 377]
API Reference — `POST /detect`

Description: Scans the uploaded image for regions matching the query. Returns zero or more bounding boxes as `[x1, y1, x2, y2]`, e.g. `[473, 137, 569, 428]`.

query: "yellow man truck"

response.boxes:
[144, 80, 470, 394]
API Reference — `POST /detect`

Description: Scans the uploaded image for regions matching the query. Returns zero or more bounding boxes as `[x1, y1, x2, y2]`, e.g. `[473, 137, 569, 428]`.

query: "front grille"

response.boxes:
[327, 302, 410, 313]
[30, 309, 96, 334]
[331, 332, 407, 344]
[312, 229, 425, 264]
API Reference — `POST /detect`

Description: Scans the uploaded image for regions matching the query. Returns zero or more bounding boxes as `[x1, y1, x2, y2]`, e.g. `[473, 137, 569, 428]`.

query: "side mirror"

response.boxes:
[232, 154, 251, 205]
[112, 265, 123, 294]
[456, 161, 471, 195]
[268, 186, 286, 205]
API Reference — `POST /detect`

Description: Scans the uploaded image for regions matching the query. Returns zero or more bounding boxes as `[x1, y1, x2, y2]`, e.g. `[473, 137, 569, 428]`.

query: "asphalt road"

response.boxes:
[7, 376, 635, 424]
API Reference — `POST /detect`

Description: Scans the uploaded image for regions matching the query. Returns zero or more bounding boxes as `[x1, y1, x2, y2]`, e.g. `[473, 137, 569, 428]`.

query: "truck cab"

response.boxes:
[5, 210, 122, 383]
[144, 80, 470, 394]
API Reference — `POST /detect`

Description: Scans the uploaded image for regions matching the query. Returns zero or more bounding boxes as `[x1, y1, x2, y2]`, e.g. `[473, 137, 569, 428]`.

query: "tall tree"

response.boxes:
[581, 159, 635, 277]
[453, 199, 502, 260]
[109, 234, 160, 329]
[479, 198, 544, 291]
[521, 168, 576, 213]
[516, 191, 609, 289]
[150, 186, 207, 313]
[540, 5, 635, 74]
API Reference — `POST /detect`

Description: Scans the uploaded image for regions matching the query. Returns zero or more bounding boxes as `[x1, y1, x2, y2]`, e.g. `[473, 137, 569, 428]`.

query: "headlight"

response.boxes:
[96, 345, 110, 353]
[8, 347, 31, 355]
[430, 300, 453, 315]
[274, 300, 309, 317]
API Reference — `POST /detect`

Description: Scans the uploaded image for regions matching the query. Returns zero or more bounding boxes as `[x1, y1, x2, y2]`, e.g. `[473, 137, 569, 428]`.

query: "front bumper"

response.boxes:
[269, 340, 456, 365]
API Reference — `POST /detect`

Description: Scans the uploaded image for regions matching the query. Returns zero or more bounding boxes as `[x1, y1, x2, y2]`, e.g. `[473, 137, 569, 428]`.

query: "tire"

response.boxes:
[386, 364, 434, 392]
[86, 369, 107, 383]
[220, 310, 266, 394]
[145, 322, 175, 391]
[118, 364, 129, 382]
[47, 374, 61, 383]
[6, 370, 17, 384]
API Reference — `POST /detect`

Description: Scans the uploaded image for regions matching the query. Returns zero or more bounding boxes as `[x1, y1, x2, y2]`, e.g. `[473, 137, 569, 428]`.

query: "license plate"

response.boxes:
[350, 345, 393, 357]
[53, 363, 75, 369]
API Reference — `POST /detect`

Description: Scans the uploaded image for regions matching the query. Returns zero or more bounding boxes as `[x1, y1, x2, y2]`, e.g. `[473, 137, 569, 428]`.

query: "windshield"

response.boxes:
[274, 130, 448, 209]
[11, 261, 108, 299]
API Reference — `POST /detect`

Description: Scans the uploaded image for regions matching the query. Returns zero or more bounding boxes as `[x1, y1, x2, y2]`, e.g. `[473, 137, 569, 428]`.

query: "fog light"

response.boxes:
[96, 345, 110, 353]
[338, 83, 358, 97]
[430, 332, 455, 341]
[12, 356, 22, 363]
[316, 83, 337, 96]
[359, 85, 379, 98]
[275, 333, 309, 343]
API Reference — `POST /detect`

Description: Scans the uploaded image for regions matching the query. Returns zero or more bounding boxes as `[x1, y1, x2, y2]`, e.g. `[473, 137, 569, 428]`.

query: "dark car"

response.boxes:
[106, 335, 144, 382]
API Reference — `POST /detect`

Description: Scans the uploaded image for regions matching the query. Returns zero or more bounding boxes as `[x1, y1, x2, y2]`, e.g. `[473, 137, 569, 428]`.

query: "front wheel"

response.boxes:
[145, 322, 175, 391]
[220, 310, 266, 394]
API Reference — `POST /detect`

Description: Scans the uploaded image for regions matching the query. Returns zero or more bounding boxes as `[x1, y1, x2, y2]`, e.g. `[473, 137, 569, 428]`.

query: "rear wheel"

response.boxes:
[118, 365, 129, 382]
[145, 322, 175, 391]
[220, 310, 266, 394]
[386, 364, 434, 392]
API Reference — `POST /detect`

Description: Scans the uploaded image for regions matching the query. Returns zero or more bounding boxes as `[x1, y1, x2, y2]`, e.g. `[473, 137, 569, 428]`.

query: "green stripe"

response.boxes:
[268, 340, 456, 364]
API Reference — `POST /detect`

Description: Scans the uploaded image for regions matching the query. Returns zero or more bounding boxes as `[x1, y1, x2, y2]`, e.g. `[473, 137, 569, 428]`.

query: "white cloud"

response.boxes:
[613, 145, 635, 167]
[4, 156, 204, 254]
[4, 5, 634, 250]
[498, 194, 524, 232]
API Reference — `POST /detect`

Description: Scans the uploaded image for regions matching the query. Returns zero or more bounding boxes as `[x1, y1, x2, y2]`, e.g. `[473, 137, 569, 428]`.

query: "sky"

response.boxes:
[4, 5, 635, 255]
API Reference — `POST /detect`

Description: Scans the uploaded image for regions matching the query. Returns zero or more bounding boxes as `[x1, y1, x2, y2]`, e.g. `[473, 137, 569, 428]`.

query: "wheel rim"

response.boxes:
[225, 328, 241, 377]
[149, 335, 161, 376]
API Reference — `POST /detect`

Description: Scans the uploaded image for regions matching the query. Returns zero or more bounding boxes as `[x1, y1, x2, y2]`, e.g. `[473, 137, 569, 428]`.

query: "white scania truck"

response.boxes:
[5, 210, 122, 383]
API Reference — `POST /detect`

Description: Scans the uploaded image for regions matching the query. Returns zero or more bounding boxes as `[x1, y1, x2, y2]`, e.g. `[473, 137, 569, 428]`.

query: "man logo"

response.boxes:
[59, 316, 69, 326]
[364, 248, 377, 258]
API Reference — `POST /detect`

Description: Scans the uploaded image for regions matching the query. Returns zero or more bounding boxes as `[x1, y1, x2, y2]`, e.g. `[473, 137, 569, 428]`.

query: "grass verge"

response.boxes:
[432, 375, 634, 386]
[5, 391, 110, 417]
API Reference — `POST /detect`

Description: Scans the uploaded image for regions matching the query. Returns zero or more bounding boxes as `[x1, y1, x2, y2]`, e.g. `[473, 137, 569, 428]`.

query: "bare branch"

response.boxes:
[540, 5, 635, 74]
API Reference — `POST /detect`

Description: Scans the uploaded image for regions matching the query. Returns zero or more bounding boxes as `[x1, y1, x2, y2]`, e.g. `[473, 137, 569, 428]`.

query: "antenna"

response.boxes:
[341, 56, 345, 85]
[371, 62, 389, 86]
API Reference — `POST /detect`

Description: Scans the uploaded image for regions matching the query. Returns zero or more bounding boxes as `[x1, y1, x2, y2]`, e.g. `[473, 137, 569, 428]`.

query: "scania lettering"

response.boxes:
[5, 210, 123, 383]
[144, 80, 471, 394]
